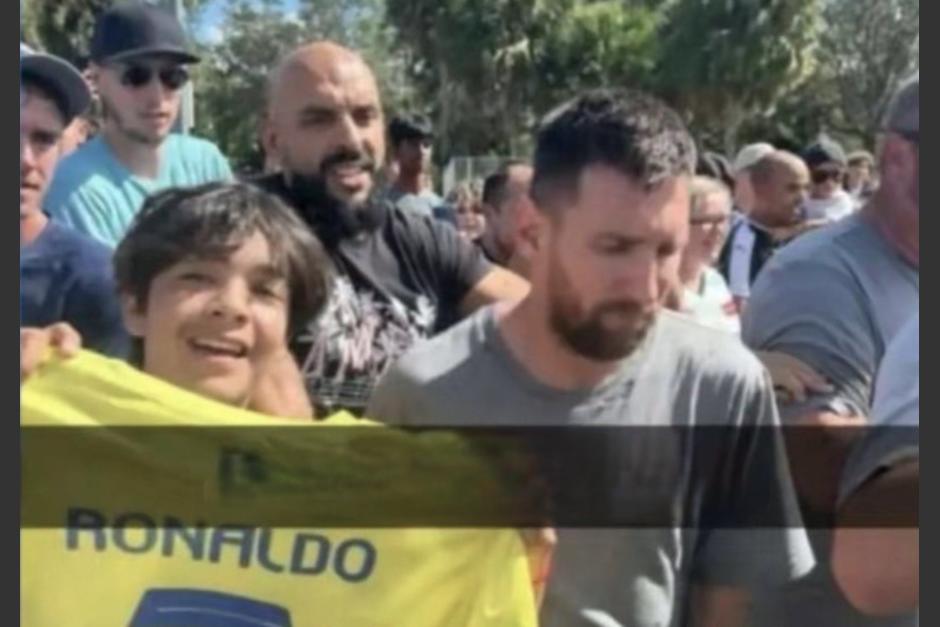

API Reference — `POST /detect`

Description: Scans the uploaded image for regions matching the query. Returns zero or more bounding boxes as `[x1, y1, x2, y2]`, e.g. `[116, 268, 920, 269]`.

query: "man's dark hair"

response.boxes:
[531, 89, 697, 211]
[482, 159, 528, 211]
[388, 114, 433, 148]
[21, 72, 70, 123]
[696, 151, 734, 190]
[114, 182, 332, 338]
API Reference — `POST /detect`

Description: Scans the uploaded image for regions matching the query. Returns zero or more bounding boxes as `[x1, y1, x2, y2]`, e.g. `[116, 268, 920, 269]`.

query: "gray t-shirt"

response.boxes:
[841, 312, 919, 502]
[742, 214, 919, 422]
[741, 215, 918, 627]
[369, 307, 814, 627]
[385, 187, 444, 219]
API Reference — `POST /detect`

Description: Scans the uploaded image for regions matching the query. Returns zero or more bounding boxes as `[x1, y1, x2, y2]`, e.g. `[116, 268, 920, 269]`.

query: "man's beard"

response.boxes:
[284, 148, 385, 242]
[546, 250, 655, 362]
[101, 96, 164, 146]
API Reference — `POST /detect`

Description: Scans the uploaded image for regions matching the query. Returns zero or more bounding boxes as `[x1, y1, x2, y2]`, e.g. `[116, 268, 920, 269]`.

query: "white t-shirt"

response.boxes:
[681, 267, 741, 335]
[803, 189, 856, 222]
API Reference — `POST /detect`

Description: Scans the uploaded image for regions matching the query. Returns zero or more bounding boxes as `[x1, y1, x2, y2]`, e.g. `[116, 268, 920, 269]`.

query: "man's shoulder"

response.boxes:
[391, 189, 443, 217]
[387, 308, 490, 383]
[40, 223, 113, 272]
[762, 215, 875, 277]
[382, 201, 462, 250]
[169, 133, 225, 157]
[47, 139, 116, 193]
[658, 311, 765, 381]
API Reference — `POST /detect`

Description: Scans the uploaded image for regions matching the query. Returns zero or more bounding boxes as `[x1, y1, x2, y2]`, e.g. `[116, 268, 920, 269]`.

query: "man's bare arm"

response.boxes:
[832, 459, 919, 615]
[785, 410, 866, 518]
[459, 266, 530, 316]
[690, 584, 750, 627]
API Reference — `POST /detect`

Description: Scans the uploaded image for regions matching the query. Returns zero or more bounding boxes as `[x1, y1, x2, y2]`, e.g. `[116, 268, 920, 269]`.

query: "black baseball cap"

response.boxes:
[389, 114, 434, 144]
[90, 2, 200, 65]
[21, 43, 92, 122]
[802, 136, 847, 170]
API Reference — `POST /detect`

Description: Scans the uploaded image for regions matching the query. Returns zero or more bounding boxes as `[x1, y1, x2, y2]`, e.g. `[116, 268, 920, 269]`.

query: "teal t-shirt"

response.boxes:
[45, 134, 234, 248]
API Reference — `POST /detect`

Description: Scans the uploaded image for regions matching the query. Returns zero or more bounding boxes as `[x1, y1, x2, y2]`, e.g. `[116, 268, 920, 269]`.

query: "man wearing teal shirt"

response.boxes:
[45, 2, 232, 248]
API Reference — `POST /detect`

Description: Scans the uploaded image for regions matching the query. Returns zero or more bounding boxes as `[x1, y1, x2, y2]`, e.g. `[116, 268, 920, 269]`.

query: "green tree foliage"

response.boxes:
[655, 0, 821, 153]
[25, 0, 916, 167]
[385, 0, 661, 158]
[193, 0, 412, 172]
[22, 0, 209, 66]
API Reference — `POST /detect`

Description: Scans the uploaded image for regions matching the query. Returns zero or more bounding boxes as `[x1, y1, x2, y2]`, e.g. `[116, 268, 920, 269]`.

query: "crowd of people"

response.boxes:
[20, 2, 918, 626]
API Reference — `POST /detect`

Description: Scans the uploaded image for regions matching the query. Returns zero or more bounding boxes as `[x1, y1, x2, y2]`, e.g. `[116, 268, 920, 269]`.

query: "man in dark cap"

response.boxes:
[384, 114, 445, 218]
[802, 135, 855, 223]
[45, 1, 232, 247]
[20, 44, 128, 357]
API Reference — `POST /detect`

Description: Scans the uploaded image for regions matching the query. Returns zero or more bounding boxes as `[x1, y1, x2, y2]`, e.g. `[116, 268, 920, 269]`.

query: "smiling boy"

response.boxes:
[22, 181, 331, 416]
[21, 184, 542, 626]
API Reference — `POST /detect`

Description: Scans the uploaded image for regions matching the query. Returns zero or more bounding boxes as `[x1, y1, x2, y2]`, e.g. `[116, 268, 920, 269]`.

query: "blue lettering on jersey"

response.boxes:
[130, 588, 292, 626]
[65, 507, 378, 582]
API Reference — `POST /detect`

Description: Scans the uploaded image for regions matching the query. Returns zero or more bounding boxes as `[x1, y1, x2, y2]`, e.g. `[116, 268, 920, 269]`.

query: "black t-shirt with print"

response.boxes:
[254, 173, 492, 415]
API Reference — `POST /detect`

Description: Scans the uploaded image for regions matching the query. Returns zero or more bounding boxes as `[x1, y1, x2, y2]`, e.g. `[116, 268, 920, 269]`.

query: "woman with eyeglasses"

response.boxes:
[676, 176, 739, 334]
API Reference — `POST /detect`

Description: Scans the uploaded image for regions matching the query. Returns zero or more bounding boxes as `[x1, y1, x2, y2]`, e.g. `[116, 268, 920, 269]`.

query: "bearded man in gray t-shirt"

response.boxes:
[369, 89, 813, 627]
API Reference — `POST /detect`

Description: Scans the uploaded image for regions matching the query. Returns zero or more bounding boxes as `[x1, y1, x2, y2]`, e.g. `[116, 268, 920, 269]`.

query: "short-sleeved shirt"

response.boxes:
[20, 221, 128, 357]
[680, 266, 740, 334]
[742, 214, 918, 627]
[742, 213, 918, 421]
[841, 312, 919, 502]
[255, 174, 492, 416]
[368, 307, 814, 627]
[384, 187, 444, 219]
[45, 134, 233, 247]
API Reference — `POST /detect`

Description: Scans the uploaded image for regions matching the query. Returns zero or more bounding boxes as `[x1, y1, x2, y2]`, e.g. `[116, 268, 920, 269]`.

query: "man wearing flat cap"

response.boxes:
[20, 44, 128, 357]
[385, 114, 445, 219]
[45, 1, 233, 248]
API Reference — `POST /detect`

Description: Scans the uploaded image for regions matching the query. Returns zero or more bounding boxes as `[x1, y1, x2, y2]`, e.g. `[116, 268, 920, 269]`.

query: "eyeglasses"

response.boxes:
[118, 64, 190, 91]
[690, 215, 730, 227]
[811, 169, 843, 185]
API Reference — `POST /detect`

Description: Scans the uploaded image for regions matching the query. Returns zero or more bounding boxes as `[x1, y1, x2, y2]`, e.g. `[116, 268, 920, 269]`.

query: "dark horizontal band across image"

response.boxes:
[22, 425, 918, 528]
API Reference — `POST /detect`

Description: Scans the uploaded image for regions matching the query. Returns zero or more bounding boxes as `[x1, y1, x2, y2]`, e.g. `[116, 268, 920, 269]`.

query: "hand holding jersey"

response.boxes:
[21, 351, 539, 626]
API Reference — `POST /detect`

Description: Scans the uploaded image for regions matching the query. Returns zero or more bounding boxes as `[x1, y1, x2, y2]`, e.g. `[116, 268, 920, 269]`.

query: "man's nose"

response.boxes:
[334, 113, 364, 154]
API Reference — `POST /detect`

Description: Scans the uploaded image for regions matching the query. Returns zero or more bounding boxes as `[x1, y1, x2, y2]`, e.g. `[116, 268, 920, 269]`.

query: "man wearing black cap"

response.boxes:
[385, 114, 445, 219]
[45, 1, 232, 248]
[802, 136, 856, 223]
[20, 45, 128, 357]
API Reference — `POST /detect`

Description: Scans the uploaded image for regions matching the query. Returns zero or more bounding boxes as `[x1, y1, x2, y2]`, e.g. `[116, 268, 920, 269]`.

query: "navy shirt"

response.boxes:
[20, 221, 128, 357]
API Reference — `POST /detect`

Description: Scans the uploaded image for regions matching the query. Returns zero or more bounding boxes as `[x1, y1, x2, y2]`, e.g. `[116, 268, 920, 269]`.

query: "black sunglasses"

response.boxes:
[811, 168, 843, 184]
[119, 65, 190, 91]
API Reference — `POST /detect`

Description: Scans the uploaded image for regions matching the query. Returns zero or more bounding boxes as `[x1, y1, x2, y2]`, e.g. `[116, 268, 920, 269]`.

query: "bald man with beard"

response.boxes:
[255, 42, 528, 415]
[718, 151, 810, 310]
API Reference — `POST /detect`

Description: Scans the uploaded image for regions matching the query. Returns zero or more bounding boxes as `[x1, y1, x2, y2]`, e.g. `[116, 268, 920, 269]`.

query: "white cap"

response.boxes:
[732, 142, 775, 175]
